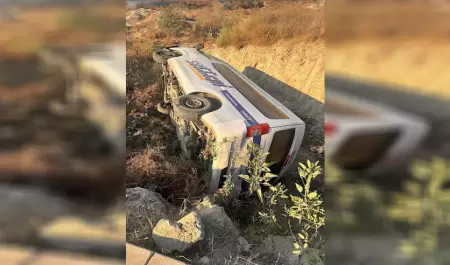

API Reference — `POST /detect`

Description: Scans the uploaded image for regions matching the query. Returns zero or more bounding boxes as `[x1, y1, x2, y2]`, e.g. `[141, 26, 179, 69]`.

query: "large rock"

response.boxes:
[126, 187, 169, 245]
[254, 236, 299, 265]
[194, 198, 244, 264]
[196, 198, 239, 238]
[0, 185, 72, 241]
[153, 212, 205, 253]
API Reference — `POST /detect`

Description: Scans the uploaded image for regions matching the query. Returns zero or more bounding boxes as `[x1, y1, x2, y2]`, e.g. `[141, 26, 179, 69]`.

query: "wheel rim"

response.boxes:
[158, 50, 179, 59]
[185, 98, 204, 109]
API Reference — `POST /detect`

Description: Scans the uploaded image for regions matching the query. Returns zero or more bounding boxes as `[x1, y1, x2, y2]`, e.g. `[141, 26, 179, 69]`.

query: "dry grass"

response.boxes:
[186, 2, 324, 101]
[0, 5, 123, 56]
[126, 80, 206, 202]
[126, 147, 205, 201]
[221, 0, 264, 10]
[190, 5, 228, 40]
[201, 3, 324, 101]
[207, 40, 324, 102]
[216, 3, 323, 47]
[126, 2, 323, 50]
[326, 1, 450, 99]
[326, 1, 450, 42]
[158, 6, 187, 34]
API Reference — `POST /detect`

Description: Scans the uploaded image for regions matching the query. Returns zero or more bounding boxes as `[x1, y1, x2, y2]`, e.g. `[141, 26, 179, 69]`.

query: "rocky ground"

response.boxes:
[126, 187, 308, 265]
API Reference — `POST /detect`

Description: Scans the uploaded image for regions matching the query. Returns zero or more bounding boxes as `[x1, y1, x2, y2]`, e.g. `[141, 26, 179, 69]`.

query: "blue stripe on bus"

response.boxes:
[219, 90, 262, 146]
[253, 135, 261, 145]
[220, 90, 257, 126]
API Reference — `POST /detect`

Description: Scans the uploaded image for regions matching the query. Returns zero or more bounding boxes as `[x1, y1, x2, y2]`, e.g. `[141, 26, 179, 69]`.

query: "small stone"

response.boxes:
[254, 236, 299, 265]
[153, 212, 205, 253]
[238, 237, 251, 252]
[197, 256, 211, 265]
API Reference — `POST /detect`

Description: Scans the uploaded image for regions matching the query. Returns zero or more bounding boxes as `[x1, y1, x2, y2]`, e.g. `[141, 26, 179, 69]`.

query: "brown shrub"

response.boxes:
[191, 7, 227, 39]
[217, 3, 323, 47]
[221, 0, 264, 10]
[126, 147, 206, 202]
[157, 6, 187, 35]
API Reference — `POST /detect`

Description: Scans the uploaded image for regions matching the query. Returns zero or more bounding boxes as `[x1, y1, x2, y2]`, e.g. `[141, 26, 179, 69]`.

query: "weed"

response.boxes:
[238, 142, 324, 262]
[258, 182, 288, 228]
[199, 137, 220, 162]
[327, 157, 450, 264]
[222, 174, 235, 197]
[389, 157, 450, 263]
[239, 142, 277, 203]
[289, 161, 324, 261]
[288, 161, 324, 229]
[158, 6, 186, 35]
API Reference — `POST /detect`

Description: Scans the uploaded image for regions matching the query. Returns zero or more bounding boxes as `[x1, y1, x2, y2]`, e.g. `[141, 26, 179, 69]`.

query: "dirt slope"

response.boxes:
[207, 40, 324, 102]
[327, 1, 450, 99]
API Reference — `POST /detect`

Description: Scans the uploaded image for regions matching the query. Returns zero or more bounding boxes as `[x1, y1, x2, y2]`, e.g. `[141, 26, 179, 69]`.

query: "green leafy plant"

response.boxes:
[222, 173, 235, 197]
[288, 161, 324, 230]
[239, 142, 277, 203]
[326, 157, 450, 264]
[258, 182, 288, 228]
[237, 142, 325, 262]
[388, 157, 450, 263]
[288, 161, 325, 258]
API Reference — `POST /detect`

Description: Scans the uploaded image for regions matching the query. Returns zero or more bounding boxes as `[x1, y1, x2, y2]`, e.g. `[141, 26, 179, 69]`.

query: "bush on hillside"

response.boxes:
[221, 0, 264, 10]
[158, 6, 186, 35]
[216, 4, 323, 47]
[191, 10, 226, 39]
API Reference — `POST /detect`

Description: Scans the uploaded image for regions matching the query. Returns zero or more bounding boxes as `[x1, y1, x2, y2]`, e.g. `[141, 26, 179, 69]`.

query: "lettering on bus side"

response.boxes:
[186, 60, 234, 88]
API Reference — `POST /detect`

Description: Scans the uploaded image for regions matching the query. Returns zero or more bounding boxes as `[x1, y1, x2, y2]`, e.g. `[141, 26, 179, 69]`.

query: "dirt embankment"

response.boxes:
[206, 41, 324, 103]
[327, 1, 450, 99]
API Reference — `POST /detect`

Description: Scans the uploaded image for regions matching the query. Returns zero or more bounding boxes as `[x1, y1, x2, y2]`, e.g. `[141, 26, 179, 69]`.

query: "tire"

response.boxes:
[152, 49, 181, 64]
[173, 94, 214, 121]
[157, 102, 170, 115]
